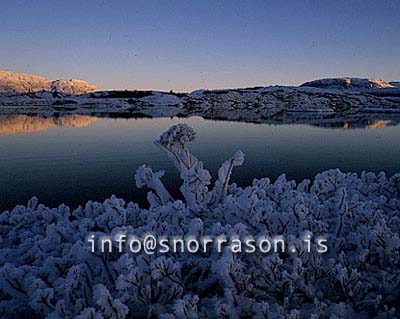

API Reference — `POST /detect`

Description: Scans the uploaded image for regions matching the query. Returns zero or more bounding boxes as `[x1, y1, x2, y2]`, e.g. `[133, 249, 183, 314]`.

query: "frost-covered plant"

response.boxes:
[138, 123, 245, 210]
[0, 124, 399, 318]
[153, 123, 212, 209]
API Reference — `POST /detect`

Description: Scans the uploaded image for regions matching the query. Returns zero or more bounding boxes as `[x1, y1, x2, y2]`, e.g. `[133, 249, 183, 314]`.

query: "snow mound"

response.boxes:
[0, 70, 99, 94]
[0, 124, 399, 318]
[300, 77, 395, 91]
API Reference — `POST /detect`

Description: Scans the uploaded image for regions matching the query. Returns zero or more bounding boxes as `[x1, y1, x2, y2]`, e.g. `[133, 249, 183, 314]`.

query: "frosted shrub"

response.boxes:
[0, 124, 399, 318]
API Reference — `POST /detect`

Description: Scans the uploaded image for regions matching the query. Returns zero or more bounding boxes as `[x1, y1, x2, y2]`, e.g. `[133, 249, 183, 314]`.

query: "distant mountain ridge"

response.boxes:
[1, 70, 399, 95]
[0, 70, 99, 94]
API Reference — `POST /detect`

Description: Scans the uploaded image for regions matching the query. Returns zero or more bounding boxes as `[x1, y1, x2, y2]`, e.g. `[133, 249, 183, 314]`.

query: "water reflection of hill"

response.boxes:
[201, 115, 400, 130]
[336, 119, 393, 129]
[310, 118, 399, 129]
[0, 114, 399, 136]
[0, 115, 97, 135]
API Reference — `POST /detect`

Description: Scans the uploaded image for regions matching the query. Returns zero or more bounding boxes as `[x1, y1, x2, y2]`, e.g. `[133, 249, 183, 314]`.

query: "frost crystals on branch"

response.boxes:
[136, 123, 244, 209]
[135, 165, 174, 207]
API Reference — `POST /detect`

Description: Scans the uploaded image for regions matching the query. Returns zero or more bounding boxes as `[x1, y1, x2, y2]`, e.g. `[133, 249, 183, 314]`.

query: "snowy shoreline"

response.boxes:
[2, 74, 400, 127]
[1, 84, 400, 128]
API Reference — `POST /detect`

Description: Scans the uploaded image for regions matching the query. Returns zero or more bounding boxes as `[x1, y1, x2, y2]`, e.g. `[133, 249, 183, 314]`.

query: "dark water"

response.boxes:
[0, 115, 399, 212]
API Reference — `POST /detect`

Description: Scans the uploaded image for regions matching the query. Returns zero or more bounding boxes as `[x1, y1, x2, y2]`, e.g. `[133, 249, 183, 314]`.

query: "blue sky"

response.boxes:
[1, 0, 399, 91]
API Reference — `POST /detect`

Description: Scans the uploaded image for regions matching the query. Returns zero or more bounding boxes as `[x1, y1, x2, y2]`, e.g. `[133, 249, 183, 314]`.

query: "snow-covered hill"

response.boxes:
[300, 77, 395, 90]
[0, 70, 99, 94]
[0, 71, 50, 93]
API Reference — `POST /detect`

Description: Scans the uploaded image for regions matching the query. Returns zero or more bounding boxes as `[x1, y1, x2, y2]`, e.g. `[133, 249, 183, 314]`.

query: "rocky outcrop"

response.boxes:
[0, 70, 99, 94]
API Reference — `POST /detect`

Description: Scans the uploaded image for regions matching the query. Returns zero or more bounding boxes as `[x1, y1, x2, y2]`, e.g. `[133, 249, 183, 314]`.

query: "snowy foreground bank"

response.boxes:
[1, 124, 399, 318]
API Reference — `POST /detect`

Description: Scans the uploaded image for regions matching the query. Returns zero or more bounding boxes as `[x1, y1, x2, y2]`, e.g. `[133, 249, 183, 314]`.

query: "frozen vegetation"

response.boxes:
[0, 124, 399, 318]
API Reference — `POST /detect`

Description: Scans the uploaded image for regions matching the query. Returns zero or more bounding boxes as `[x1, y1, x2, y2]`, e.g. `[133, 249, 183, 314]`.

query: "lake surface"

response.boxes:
[0, 115, 399, 212]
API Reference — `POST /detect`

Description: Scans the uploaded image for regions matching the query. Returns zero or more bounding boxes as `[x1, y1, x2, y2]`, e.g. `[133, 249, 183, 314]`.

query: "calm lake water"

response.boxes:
[0, 115, 399, 211]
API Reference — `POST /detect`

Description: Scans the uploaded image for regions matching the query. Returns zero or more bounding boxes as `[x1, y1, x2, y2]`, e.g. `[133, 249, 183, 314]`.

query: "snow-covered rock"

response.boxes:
[50, 79, 99, 95]
[0, 70, 99, 94]
[300, 77, 395, 91]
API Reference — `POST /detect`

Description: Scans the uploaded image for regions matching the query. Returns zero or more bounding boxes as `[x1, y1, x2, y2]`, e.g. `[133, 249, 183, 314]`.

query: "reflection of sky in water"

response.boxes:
[0, 116, 399, 211]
